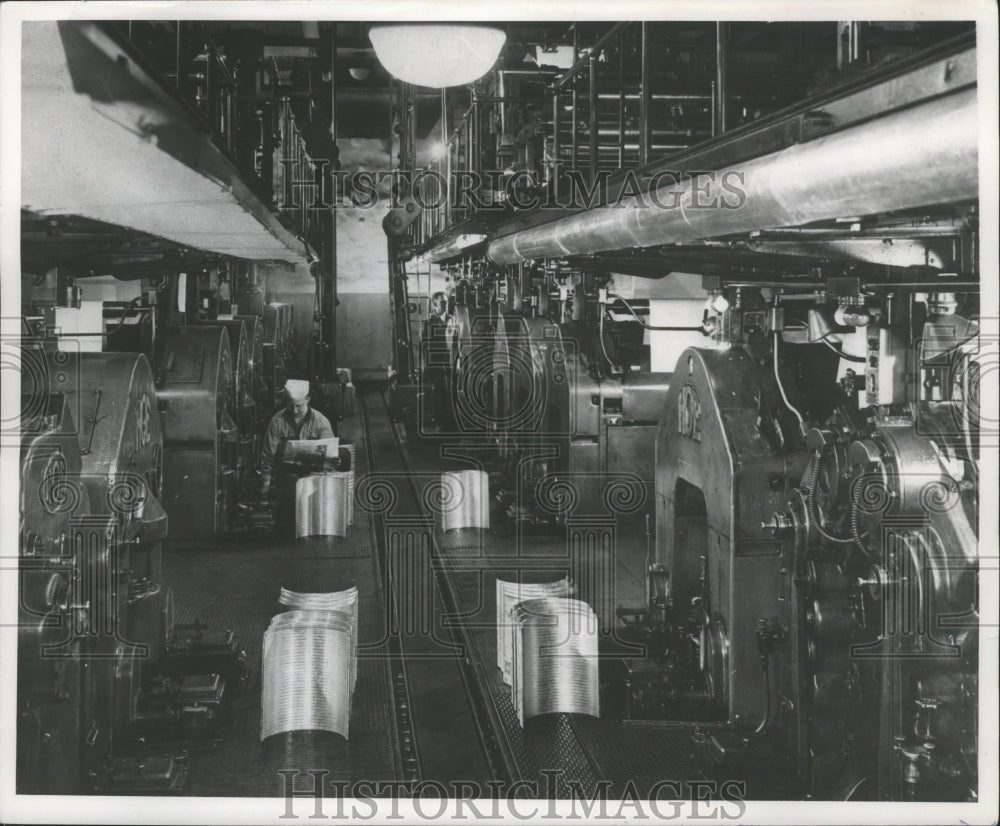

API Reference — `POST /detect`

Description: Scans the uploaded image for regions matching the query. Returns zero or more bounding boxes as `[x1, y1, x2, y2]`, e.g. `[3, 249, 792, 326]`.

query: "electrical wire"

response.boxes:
[607, 294, 705, 332]
[744, 352, 785, 451]
[820, 336, 866, 363]
[104, 298, 146, 338]
[772, 331, 805, 428]
[843, 777, 870, 801]
[598, 306, 615, 369]
[754, 662, 771, 733]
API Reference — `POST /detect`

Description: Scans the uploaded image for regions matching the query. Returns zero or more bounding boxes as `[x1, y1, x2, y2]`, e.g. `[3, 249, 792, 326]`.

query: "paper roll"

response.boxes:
[295, 474, 349, 538]
[276, 593, 359, 691]
[261, 610, 354, 740]
[646, 299, 708, 373]
[495, 576, 575, 688]
[440, 470, 490, 531]
[512, 597, 600, 726]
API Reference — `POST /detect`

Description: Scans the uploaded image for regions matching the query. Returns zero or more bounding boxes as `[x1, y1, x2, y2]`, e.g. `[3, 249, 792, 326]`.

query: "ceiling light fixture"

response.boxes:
[368, 24, 506, 89]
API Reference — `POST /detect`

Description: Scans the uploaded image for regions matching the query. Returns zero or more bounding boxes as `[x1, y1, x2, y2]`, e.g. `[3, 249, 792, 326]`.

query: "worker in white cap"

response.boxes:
[259, 379, 335, 534]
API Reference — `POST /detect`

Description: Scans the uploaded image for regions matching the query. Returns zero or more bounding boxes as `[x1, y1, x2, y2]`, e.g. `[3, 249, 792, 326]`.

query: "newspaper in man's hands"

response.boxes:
[280, 437, 340, 471]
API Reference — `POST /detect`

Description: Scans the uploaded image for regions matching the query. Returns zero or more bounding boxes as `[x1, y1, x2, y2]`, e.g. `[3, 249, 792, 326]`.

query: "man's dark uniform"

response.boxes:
[260, 405, 335, 536]
[423, 302, 455, 429]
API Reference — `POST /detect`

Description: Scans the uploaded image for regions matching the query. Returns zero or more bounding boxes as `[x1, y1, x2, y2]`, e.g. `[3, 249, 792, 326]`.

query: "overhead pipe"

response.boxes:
[423, 233, 488, 264]
[567, 144, 688, 155]
[599, 92, 710, 101]
[500, 69, 562, 77]
[487, 87, 977, 265]
[590, 127, 711, 138]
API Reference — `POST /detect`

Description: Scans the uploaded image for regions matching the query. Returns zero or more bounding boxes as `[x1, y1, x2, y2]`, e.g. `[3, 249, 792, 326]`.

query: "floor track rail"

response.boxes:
[368, 385, 611, 794]
[358, 393, 417, 783]
[375, 389, 519, 787]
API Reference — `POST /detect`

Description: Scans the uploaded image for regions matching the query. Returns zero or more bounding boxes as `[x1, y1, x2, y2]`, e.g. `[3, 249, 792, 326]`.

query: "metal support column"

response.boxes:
[570, 88, 578, 173]
[441, 88, 449, 226]
[471, 94, 479, 179]
[617, 33, 625, 169]
[324, 22, 338, 380]
[571, 25, 579, 172]
[837, 22, 867, 69]
[715, 22, 728, 136]
[588, 51, 598, 183]
[639, 22, 651, 165]
[552, 91, 561, 202]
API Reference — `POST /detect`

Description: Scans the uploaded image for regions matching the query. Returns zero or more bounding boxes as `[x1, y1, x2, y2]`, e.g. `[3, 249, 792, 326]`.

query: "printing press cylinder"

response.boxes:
[17, 391, 91, 794]
[489, 313, 669, 514]
[262, 304, 289, 412]
[549, 326, 670, 488]
[41, 350, 169, 662]
[276, 302, 295, 363]
[235, 313, 267, 419]
[451, 312, 504, 435]
[265, 302, 295, 366]
[21, 350, 172, 791]
[153, 325, 239, 541]
[190, 318, 257, 490]
[237, 284, 265, 316]
[489, 312, 571, 482]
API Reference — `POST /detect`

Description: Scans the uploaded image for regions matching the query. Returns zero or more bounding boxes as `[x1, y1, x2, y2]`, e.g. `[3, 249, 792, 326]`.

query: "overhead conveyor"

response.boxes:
[21, 21, 311, 265]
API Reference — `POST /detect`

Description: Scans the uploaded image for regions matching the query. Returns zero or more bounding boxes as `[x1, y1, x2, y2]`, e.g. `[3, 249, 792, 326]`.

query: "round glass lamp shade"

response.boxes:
[369, 25, 506, 89]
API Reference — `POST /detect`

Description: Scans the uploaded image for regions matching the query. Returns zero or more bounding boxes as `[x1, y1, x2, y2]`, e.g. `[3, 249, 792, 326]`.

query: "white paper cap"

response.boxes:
[284, 379, 310, 400]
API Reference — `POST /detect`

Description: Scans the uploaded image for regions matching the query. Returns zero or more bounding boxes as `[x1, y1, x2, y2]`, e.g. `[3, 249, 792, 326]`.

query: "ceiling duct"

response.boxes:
[488, 87, 977, 264]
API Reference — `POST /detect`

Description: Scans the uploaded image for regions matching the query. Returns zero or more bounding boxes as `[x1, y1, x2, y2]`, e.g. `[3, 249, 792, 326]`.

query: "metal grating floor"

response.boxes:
[161, 420, 401, 797]
[432, 535, 705, 798]
[394, 398, 706, 798]
[157, 392, 705, 798]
